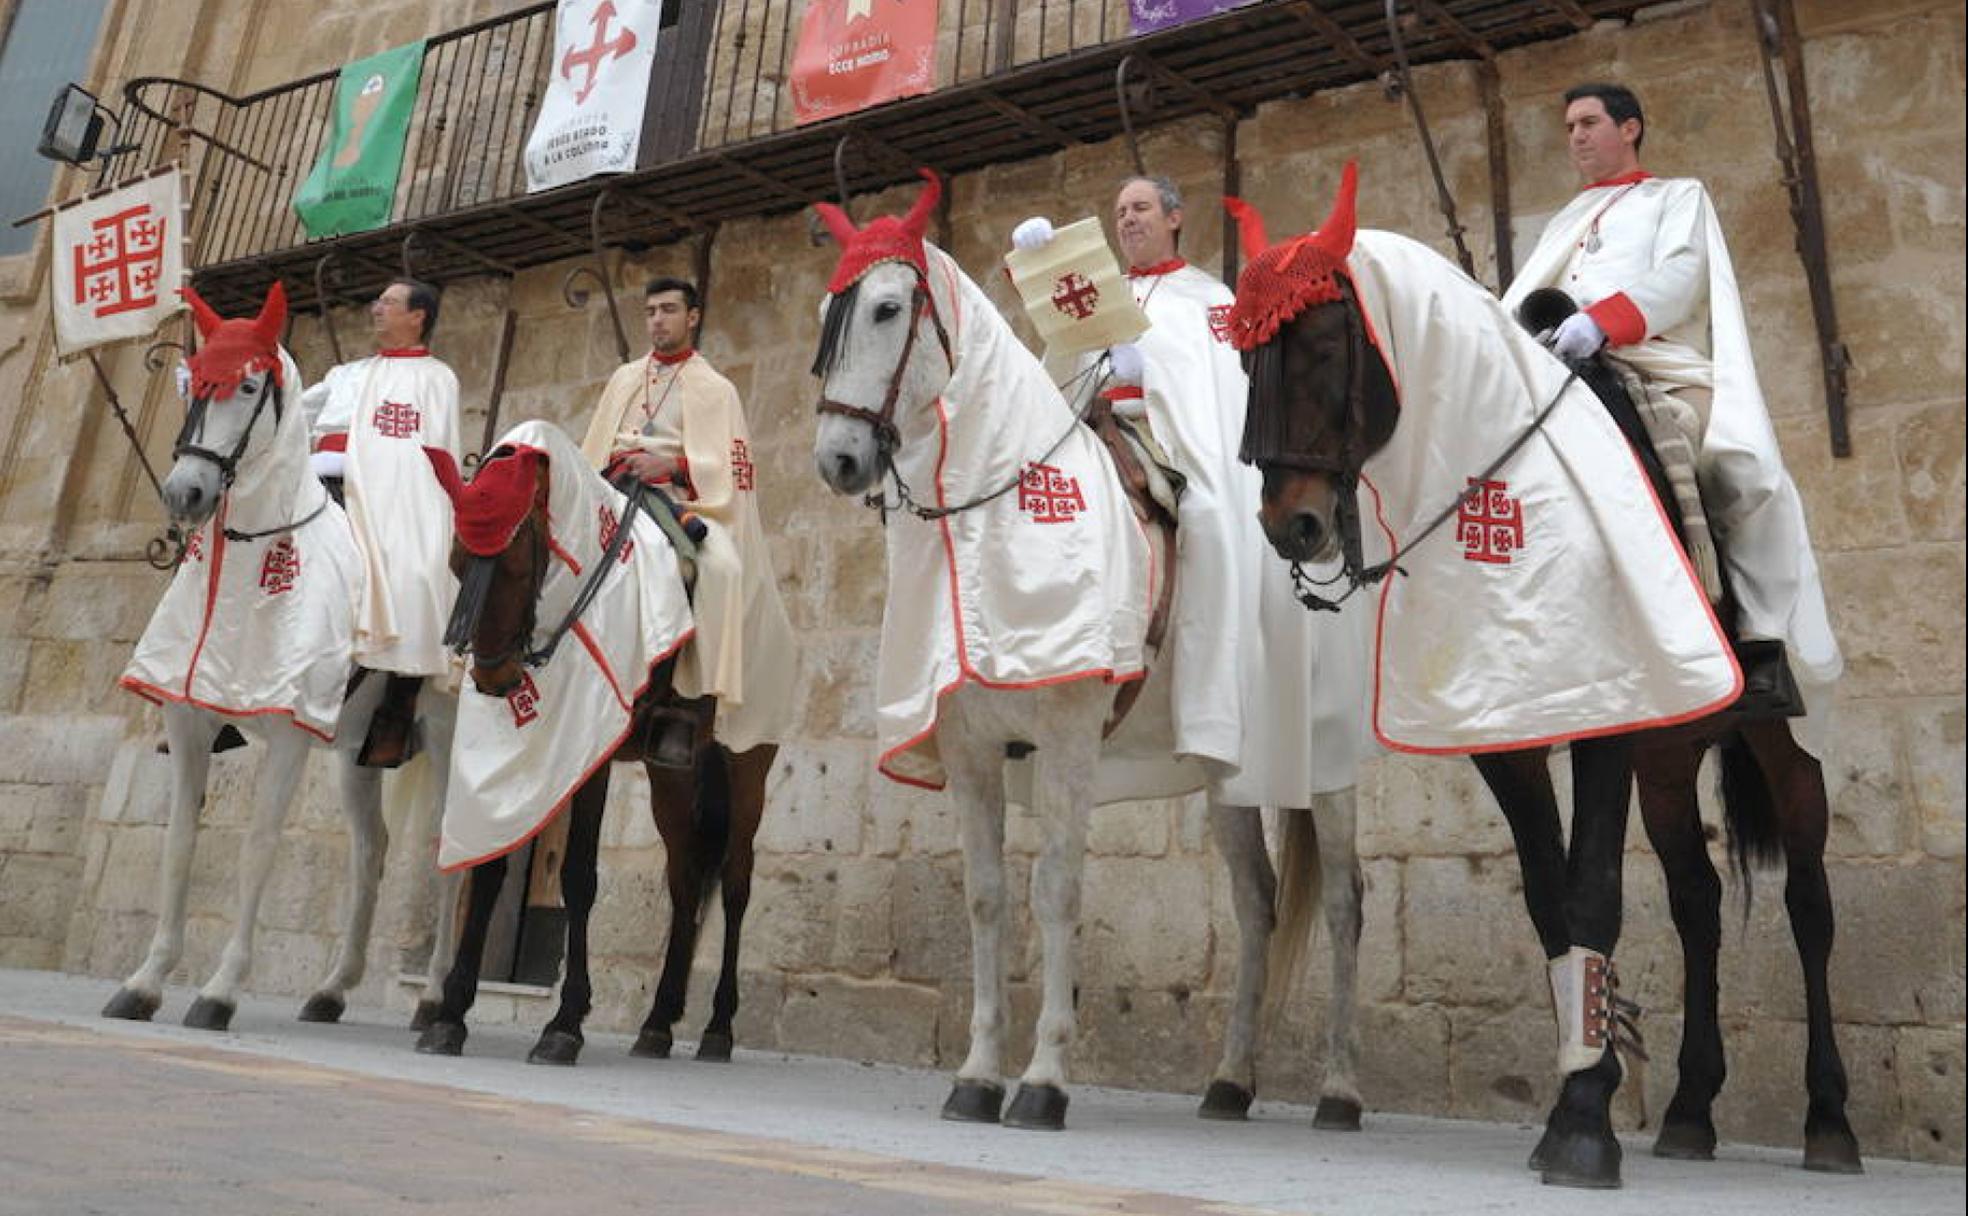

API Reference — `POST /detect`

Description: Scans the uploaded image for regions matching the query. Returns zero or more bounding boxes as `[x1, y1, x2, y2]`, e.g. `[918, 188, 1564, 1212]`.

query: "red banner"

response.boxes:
[790, 0, 939, 126]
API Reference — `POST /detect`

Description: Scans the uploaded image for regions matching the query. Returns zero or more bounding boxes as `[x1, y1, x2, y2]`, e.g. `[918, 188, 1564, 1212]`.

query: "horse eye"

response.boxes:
[873, 301, 903, 322]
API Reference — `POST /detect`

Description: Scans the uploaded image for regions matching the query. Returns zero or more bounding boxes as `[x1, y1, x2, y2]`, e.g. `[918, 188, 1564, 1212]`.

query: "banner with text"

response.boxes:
[292, 41, 426, 238]
[1127, 0, 1259, 35]
[790, 0, 939, 127]
[525, 0, 663, 192]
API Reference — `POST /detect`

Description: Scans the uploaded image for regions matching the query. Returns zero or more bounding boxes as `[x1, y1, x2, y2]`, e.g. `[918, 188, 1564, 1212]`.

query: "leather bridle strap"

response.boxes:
[815, 282, 952, 458]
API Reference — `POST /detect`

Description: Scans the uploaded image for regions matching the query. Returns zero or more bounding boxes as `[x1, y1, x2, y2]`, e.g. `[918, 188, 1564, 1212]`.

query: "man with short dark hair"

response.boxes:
[578, 277, 796, 755]
[302, 278, 462, 766]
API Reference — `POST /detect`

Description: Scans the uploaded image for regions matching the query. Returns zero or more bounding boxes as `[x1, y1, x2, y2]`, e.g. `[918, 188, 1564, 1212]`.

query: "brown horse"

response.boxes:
[1227, 169, 1859, 1186]
[415, 434, 775, 1066]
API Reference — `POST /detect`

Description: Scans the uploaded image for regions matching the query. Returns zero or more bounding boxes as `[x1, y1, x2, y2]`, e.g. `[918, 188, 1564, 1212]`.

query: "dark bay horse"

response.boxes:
[416, 429, 775, 1066]
[1224, 166, 1859, 1186]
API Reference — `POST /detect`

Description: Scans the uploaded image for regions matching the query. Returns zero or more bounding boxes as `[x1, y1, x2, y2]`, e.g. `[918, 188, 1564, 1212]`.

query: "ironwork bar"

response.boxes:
[1476, 60, 1514, 290]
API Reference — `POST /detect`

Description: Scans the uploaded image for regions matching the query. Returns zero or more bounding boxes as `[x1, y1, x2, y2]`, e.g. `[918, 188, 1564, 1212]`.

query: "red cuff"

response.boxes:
[313, 432, 348, 454]
[1585, 293, 1648, 347]
[1101, 385, 1145, 402]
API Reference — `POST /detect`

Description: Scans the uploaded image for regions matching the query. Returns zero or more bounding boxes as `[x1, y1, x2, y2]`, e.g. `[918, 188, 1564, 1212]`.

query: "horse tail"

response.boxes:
[1261, 808, 1324, 1034]
[688, 746, 734, 920]
[1718, 732, 1783, 914]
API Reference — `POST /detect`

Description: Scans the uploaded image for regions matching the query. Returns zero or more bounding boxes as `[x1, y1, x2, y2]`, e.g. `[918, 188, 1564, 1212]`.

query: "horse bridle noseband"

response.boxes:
[172, 375, 330, 545]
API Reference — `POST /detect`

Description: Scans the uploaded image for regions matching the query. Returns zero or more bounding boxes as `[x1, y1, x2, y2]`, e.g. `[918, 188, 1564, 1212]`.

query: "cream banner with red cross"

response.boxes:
[1003, 217, 1150, 356]
[50, 168, 186, 358]
[524, 0, 663, 192]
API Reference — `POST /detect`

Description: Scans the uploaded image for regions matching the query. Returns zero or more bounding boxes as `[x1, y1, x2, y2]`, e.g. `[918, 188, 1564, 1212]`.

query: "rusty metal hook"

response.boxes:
[311, 251, 351, 366]
[400, 229, 429, 280]
[1115, 56, 1149, 176]
[833, 133, 857, 222]
[561, 189, 630, 363]
[1382, 0, 1476, 279]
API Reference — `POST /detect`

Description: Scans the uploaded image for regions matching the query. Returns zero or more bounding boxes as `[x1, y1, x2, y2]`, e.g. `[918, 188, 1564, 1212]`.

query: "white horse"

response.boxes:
[105, 283, 458, 1031]
[809, 176, 1367, 1130]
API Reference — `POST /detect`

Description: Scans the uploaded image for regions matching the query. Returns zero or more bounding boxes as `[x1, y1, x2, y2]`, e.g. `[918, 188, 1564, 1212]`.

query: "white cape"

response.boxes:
[440, 421, 696, 870]
[1350, 231, 1740, 752]
[875, 245, 1154, 790]
[123, 351, 364, 740]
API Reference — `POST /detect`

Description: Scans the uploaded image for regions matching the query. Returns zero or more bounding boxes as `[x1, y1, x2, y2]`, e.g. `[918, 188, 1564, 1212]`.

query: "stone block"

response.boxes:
[1448, 1007, 1558, 1126]
[823, 526, 888, 630]
[866, 776, 959, 858]
[1894, 1024, 1965, 1163]
[1079, 855, 1211, 991]
[1709, 1019, 1905, 1164]
[1354, 1002, 1456, 1119]
[0, 785, 34, 852]
[775, 975, 942, 1067]
[1815, 698, 1913, 858]
[829, 857, 896, 978]
[25, 783, 88, 856]
[0, 640, 28, 713]
[792, 631, 879, 742]
[589, 847, 673, 958]
[744, 857, 841, 973]
[0, 715, 131, 786]
[1776, 412, 1910, 553]
[1085, 798, 1170, 858]
[1906, 698, 1965, 858]
[1401, 855, 1548, 1010]
[0, 853, 82, 947]
[759, 740, 868, 855]
[33, 564, 165, 643]
[1894, 401, 1966, 543]
[1360, 754, 1516, 858]
[1819, 546, 1965, 699]
[1073, 985, 1221, 1096]
[94, 825, 166, 915]
[890, 854, 969, 984]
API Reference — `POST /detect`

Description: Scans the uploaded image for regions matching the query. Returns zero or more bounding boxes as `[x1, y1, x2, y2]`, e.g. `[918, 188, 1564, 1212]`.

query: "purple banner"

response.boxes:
[1127, 0, 1260, 35]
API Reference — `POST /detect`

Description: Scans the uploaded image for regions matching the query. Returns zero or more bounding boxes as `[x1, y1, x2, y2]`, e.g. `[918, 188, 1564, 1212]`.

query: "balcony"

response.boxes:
[114, 0, 1654, 313]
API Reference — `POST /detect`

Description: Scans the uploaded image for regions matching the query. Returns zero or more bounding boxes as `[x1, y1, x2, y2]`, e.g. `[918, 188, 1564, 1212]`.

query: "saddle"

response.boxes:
[1086, 396, 1183, 735]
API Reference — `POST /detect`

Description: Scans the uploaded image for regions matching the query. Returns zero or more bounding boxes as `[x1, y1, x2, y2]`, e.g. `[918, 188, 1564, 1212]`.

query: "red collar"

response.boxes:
[377, 347, 429, 359]
[1585, 169, 1652, 190]
[1127, 258, 1187, 278]
[649, 348, 695, 366]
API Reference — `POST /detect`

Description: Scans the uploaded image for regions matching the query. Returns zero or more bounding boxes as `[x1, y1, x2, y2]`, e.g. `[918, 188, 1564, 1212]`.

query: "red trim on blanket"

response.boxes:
[118, 677, 336, 742]
[181, 505, 227, 700]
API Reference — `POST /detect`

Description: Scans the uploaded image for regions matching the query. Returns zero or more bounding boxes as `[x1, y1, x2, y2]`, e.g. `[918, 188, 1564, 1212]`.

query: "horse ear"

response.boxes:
[902, 168, 941, 238]
[1221, 196, 1269, 260]
[180, 286, 223, 340]
[253, 281, 288, 347]
[812, 202, 859, 247]
[1308, 160, 1359, 262]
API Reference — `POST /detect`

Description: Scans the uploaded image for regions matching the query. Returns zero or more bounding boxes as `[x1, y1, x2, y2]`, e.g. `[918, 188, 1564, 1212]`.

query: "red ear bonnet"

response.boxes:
[1222, 161, 1360, 351]
[182, 281, 289, 399]
[814, 169, 942, 294]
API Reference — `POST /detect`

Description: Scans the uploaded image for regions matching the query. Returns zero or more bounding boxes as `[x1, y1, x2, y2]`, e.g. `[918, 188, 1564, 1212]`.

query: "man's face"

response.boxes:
[1564, 96, 1641, 185]
[371, 284, 425, 349]
[646, 290, 699, 355]
[1114, 180, 1181, 270]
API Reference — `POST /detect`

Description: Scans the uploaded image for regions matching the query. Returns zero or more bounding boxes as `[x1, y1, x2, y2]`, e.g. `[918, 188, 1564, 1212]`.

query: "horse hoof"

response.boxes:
[1803, 1117, 1864, 1174]
[1313, 1095, 1364, 1132]
[183, 997, 234, 1032]
[630, 1028, 673, 1059]
[1197, 1080, 1253, 1121]
[1653, 1116, 1717, 1161]
[696, 1030, 734, 1062]
[1004, 1083, 1069, 1131]
[1539, 1130, 1622, 1190]
[416, 1021, 467, 1056]
[527, 1029, 583, 1067]
[297, 992, 345, 1024]
[101, 988, 161, 1022]
[941, 1079, 1005, 1124]
[409, 999, 442, 1033]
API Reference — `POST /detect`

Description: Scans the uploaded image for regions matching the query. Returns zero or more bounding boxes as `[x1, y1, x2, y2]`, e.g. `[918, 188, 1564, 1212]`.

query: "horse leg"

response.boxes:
[1310, 787, 1365, 1130]
[1633, 734, 1725, 1161]
[938, 704, 1011, 1125]
[298, 755, 387, 1025]
[632, 759, 705, 1059]
[528, 772, 609, 1066]
[1741, 721, 1861, 1173]
[415, 850, 507, 1056]
[1199, 801, 1274, 1121]
[700, 745, 771, 1062]
[1005, 693, 1101, 1132]
[409, 699, 460, 1031]
[103, 708, 222, 1022]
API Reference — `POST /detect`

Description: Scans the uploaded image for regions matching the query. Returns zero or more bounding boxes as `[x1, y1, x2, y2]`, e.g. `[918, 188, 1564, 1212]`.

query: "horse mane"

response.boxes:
[811, 280, 860, 378]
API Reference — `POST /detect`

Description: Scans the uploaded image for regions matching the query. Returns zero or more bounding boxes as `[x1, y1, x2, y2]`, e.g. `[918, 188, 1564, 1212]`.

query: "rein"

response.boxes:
[524, 480, 647, 667]
[173, 379, 332, 549]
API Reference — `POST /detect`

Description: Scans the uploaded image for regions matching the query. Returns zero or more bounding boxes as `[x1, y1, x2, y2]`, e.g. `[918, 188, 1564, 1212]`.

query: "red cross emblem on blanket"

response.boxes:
[183, 531, 204, 563]
[561, 0, 638, 106]
[259, 538, 301, 595]
[730, 437, 755, 492]
[1456, 478, 1524, 565]
[506, 671, 542, 727]
[1050, 272, 1100, 321]
[71, 204, 167, 318]
[1207, 304, 1233, 344]
[373, 400, 422, 439]
[598, 503, 637, 563]
[1018, 462, 1087, 524]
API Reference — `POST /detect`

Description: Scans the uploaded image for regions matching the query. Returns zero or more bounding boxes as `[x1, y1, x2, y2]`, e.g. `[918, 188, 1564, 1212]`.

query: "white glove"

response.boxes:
[1107, 342, 1144, 384]
[1011, 216, 1056, 252]
[1548, 311, 1606, 362]
[309, 449, 347, 481]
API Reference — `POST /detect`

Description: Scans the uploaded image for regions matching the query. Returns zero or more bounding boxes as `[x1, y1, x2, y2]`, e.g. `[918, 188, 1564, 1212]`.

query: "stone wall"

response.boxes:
[0, 0, 1960, 1166]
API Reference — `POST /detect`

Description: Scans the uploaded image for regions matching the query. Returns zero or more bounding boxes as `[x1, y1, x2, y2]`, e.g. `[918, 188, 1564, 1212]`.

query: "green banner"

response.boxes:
[292, 40, 426, 239]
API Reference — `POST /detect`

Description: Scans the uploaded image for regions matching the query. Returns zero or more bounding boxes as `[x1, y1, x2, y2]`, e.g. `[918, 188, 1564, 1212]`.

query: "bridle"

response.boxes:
[172, 373, 329, 545]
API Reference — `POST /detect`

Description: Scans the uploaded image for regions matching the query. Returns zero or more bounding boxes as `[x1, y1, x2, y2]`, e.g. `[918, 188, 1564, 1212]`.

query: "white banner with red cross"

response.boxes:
[1002, 217, 1148, 357]
[49, 168, 186, 358]
[523, 0, 663, 192]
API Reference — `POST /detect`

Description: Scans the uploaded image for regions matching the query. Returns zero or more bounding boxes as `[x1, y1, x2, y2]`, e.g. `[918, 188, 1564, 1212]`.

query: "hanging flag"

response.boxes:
[790, 0, 939, 127]
[1127, 0, 1259, 35]
[524, 0, 663, 192]
[50, 167, 186, 357]
[292, 40, 427, 238]
[1003, 218, 1148, 356]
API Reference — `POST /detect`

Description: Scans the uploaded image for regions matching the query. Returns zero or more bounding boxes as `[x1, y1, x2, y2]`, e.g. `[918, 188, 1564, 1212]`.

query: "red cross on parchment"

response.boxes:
[561, 0, 638, 106]
[598, 503, 637, 564]
[71, 204, 167, 319]
[372, 401, 422, 439]
[1018, 462, 1087, 525]
[1456, 477, 1524, 565]
[507, 671, 542, 727]
[1050, 272, 1100, 321]
[259, 538, 301, 595]
[730, 437, 755, 492]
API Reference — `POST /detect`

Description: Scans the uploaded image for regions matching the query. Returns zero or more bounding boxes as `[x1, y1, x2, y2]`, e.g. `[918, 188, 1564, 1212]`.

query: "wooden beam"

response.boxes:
[1411, 0, 1497, 62]
[1283, 0, 1389, 77]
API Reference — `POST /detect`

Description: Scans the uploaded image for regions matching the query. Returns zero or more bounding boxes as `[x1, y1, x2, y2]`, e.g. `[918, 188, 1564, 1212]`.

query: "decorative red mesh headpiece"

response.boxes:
[445, 445, 545, 557]
[812, 170, 942, 293]
[1222, 162, 1360, 352]
[182, 282, 288, 399]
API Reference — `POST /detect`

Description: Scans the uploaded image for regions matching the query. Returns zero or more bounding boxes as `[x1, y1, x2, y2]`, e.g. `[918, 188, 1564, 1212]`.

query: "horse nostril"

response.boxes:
[1291, 512, 1324, 555]
[833, 452, 859, 484]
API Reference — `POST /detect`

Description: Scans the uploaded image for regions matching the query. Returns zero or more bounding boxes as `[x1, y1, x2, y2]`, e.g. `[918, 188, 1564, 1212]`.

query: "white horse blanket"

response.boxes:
[440, 421, 696, 870]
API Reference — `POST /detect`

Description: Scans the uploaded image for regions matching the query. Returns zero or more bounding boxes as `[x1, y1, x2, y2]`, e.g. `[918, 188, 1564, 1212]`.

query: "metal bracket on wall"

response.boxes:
[1752, 0, 1852, 457]
[311, 252, 354, 366]
[562, 189, 631, 365]
[1382, 0, 1477, 280]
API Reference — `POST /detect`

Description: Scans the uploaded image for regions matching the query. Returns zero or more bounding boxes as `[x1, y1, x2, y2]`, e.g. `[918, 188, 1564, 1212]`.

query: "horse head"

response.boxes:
[166, 282, 290, 527]
[439, 443, 550, 697]
[809, 170, 954, 497]
[1225, 164, 1399, 568]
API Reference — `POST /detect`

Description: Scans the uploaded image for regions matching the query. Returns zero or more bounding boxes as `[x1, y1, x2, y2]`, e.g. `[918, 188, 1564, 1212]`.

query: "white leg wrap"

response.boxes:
[1548, 946, 1614, 1076]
